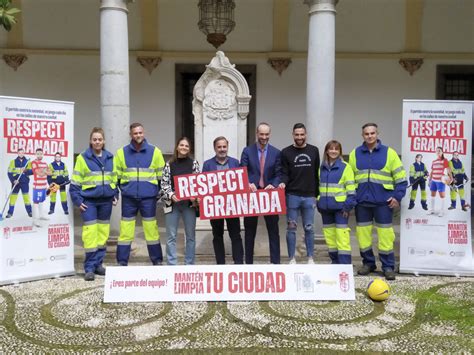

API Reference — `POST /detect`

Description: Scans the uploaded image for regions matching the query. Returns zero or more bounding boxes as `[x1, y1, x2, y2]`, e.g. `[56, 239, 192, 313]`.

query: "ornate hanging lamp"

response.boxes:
[198, 0, 236, 49]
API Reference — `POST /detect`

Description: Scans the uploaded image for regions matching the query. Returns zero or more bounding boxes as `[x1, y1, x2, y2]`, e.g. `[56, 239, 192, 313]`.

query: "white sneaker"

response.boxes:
[438, 211, 444, 217]
[32, 219, 41, 227]
[289, 258, 296, 265]
[307, 258, 314, 264]
[427, 210, 435, 215]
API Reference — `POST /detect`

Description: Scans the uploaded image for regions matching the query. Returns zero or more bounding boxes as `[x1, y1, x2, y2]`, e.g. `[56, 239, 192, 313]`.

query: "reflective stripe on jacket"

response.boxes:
[8, 157, 32, 184]
[115, 139, 165, 199]
[449, 159, 467, 185]
[69, 148, 118, 206]
[349, 140, 407, 205]
[317, 158, 356, 212]
[409, 162, 428, 184]
[48, 161, 69, 185]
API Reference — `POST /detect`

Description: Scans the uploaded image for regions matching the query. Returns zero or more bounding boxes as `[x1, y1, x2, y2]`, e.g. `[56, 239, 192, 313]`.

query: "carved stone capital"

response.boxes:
[304, 0, 338, 14]
[236, 95, 251, 119]
[399, 58, 423, 76]
[267, 58, 292, 76]
[3, 54, 27, 71]
[137, 56, 161, 75]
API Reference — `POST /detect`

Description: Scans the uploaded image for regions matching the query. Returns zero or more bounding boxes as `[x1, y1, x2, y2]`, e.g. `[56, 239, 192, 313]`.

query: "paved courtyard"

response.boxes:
[0, 267, 472, 353]
[0, 209, 473, 352]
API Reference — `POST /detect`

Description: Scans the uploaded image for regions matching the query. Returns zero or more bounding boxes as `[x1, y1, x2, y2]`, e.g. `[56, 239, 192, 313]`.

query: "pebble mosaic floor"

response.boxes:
[0, 271, 472, 353]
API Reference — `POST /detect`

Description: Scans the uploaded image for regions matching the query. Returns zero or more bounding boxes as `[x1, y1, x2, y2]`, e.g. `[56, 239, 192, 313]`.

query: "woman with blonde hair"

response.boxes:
[317, 140, 356, 264]
[70, 127, 118, 281]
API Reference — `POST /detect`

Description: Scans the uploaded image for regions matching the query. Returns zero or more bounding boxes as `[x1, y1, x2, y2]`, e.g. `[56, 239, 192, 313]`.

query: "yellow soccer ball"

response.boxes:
[367, 278, 391, 301]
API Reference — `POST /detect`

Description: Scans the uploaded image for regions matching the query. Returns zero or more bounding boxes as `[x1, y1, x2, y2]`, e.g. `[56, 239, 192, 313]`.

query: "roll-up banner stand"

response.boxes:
[400, 100, 473, 276]
[0, 96, 75, 285]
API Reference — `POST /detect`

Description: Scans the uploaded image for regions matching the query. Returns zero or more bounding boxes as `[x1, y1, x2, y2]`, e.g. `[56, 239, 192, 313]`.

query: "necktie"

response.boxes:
[259, 148, 265, 188]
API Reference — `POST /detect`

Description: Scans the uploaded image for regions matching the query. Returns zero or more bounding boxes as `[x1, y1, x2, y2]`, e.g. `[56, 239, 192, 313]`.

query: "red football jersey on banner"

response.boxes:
[31, 159, 49, 189]
[431, 158, 449, 181]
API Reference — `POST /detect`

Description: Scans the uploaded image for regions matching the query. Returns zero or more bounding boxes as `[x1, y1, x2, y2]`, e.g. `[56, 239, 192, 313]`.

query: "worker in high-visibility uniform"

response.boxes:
[349, 123, 407, 280]
[48, 152, 69, 215]
[70, 127, 118, 281]
[408, 154, 428, 210]
[6, 147, 32, 218]
[318, 140, 356, 264]
[448, 151, 470, 211]
[115, 123, 165, 266]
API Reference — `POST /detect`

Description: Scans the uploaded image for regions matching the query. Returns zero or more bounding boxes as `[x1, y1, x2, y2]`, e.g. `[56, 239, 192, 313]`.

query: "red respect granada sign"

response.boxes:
[3, 118, 68, 156]
[173, 167, 286, 219]
[407, 119, 467, 154]
[174, 167, 249, 199]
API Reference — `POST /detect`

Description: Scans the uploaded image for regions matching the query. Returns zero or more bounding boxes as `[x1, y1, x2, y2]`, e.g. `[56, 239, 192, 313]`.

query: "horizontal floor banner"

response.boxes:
[104, 264, 355, 303]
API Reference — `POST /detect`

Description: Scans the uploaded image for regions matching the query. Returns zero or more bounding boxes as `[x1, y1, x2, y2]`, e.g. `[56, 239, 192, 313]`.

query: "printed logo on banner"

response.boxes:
[28, 257, 47, 264]
[294, 273, 314, 292]
[50, 254, 68, 262]
[408, 247, 426, 256]
[339, 272, 350, 293]
[315, 279, 337, 285]
[3, 227, 11, 239]
[48, 224, 70, 248]
[2, 226, 35, 239]
[449, 251, 466, 257]
[406, 218, 430, 229]
[448, 222, 468, 244]
[12, 225, 34, 234]
[7, 258, 26, 267]
[428, 250, 447, 256]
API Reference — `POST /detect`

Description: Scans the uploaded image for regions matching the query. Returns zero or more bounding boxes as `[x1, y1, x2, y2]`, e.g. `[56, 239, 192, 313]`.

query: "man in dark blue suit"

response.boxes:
[202, 136, 244, 264]
[240, 122, 282, 264]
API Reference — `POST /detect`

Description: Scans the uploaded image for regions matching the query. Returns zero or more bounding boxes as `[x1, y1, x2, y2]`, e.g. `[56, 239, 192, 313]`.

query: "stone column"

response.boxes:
[304, 0, 338, 149]
[100, 0, 131, 237]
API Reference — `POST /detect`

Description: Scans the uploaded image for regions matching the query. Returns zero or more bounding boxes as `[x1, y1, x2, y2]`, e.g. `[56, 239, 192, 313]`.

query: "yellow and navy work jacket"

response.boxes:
[449, 159, 467, 185]
[348, 140, 407, 205]
[409, 162, 428, 184]
[115, 140, 165, 199]
[48, 161, 69, 185]
[317, 159, 356, 212]
[8, 157, 32, 184]
[69, 148, 118, 206]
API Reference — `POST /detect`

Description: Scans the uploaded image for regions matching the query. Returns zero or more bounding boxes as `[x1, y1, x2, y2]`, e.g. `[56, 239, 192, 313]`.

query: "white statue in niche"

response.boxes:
[203, 79, 236, 121]
[193, 51, 251, 170]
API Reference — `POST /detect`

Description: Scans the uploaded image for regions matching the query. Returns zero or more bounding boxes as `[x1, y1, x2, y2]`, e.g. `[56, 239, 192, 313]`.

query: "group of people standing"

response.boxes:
[408, 148, 470, 216]
[71, 121, 409, 281]
[7, 148, 69, 226]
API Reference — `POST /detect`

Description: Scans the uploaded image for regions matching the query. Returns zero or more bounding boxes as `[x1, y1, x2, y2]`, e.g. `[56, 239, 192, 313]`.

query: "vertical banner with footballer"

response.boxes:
[400, 100, 473, 276]
[0, 96, 75, 285]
